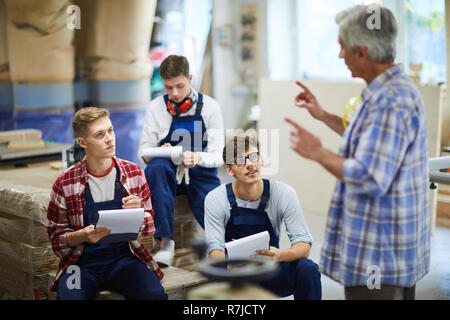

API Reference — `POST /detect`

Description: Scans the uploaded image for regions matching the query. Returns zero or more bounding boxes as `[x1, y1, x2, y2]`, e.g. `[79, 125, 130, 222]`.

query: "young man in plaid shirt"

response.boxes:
[47, 107, 167, 300]
[286, 4, 429, 299]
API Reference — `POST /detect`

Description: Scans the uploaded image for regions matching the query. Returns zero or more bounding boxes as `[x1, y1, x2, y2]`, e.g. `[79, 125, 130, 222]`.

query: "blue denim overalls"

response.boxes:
[144, 93, 221, 239]
[224, 179, 322, 300]
[57, 168, 167, 300]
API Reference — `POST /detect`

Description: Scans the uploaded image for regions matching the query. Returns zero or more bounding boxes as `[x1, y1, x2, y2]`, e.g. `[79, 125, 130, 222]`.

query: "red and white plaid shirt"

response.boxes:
[47, 157, 164, 292]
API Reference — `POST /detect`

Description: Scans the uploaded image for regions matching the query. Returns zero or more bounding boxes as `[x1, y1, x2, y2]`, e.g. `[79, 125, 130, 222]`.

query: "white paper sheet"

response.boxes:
[225, 231, 270, 259]
[96, 208, 144, 234]
[142, 146, 183, 160]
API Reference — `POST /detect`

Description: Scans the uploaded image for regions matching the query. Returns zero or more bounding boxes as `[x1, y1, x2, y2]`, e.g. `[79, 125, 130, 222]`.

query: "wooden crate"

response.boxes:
[0, 237, 58, 275]
[0, 129, 42, 144]
[0, 182, 50, 224]
[0, 211, 49, 246]
[173, 194, 205, 250]
[140, 194, 205, 272]
[0, 262, 49, 300]
[161, 266, 208, 300]
[92, 266, 207, 300]
[437, 185, 450, 228]
[0, 167, 207, 300]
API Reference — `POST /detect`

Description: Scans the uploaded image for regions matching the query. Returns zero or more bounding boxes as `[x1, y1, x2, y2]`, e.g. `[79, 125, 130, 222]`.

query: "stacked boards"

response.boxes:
[140, 194, 205, 272]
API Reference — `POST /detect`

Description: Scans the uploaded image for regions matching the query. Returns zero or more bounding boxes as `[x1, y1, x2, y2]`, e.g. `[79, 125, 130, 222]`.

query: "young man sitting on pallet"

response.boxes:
[47, 107, 167, 300]
[137, 55, 224, 267]
[204, 135, 322, 300]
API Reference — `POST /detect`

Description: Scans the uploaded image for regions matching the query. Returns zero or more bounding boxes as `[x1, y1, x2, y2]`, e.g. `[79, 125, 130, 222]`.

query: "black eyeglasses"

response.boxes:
[231, 152, 260, 167]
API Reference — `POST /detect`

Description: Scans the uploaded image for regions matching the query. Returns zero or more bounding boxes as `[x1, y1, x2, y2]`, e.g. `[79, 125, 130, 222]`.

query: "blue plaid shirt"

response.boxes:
[320, 64, 430, 287]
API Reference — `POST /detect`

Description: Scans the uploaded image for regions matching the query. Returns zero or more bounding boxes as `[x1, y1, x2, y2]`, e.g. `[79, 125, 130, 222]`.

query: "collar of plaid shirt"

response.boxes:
[361, 64, 403, 103]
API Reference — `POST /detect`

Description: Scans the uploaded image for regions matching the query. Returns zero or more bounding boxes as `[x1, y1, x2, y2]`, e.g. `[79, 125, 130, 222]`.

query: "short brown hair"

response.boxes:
[223, 135, 260, 165]
[159, 55, 190, 79]
[72, 107, 110, 138]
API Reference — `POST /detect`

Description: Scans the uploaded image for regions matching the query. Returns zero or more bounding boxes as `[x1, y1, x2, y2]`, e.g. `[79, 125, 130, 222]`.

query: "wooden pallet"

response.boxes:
[139, 194, 205, 272]
[0, 262, 49, 300]
[0, 211, 49, 246]
[0, 167, 206, 299]
[48, 266, 208, 300]
[0, 237, 58, 275]
[437, 185, 450, 228]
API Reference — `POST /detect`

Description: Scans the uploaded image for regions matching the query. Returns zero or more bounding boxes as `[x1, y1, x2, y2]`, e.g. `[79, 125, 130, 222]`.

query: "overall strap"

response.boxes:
[225, 183, 237, 208]
[163, 94, 170, 108]
[113, 168, 126, 199]
[195, 93, 203, 116]
[256, 179, 270, 211]
[84, 183, 94, 203]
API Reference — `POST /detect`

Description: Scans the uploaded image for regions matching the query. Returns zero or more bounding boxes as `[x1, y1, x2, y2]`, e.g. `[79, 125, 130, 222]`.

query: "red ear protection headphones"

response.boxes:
[164, 95, 194, 116]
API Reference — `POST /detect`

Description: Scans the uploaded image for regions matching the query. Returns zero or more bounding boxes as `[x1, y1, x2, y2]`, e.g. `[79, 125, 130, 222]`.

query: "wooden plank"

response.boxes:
[162, 266, 207, 300]
[48, 266, 208, 300]
[140, 194, 205, 272]
[0, 129, 42, 144]
[8, 139, 45, 149]
[437, 206, 450, 219]
[438, 184, 450, 196]
[0, 237, 58, 275]
[95, 266, 207, 300]
[0, 263, 49, 300]
[0, 163, 62, 190]
[140, 235, 199, 272]
[0, 141, 70, 161]
[436, 216, 450, 228]
[24, 160, 60, 168]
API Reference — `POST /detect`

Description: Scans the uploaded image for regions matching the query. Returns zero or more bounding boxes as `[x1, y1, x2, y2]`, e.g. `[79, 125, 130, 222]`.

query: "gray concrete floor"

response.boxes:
[217, 167, 450, 300]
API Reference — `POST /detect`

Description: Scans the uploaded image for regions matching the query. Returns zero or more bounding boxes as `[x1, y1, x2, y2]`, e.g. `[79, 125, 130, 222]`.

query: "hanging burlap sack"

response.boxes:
[4, 0, 75, 82]
[0, 0, 9, 82]
[81, 0, 156, 81]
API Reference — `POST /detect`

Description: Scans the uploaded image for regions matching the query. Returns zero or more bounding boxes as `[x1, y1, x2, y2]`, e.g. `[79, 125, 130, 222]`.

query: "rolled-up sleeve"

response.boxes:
[204, 187, 229, 254]
[137, 104, 161, 165]
[342, 100, 416, 197]
[47, 178, 73, 259]
[137, 170, 156, 237]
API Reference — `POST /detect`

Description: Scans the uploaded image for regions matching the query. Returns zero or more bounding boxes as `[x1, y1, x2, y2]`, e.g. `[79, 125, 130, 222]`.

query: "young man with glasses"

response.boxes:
[204, 135, 322, 300]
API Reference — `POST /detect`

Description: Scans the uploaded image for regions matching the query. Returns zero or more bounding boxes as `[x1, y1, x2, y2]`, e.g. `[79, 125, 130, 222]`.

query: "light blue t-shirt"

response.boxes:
[204, 180, 313, 254]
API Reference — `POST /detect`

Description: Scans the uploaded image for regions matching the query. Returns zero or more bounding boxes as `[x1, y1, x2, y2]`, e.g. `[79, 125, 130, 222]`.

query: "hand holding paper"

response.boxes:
[142, 146, 183, 161]
[95, 208, 145, 243]
[84, 225, 111, 244]
[122, 194, 141, 209]
[255, 246, 282, 261]
[225, 231, 270, 259]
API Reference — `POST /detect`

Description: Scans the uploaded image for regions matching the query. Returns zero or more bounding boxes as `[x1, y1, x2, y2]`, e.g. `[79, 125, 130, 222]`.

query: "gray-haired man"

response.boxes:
[286, 4, 429, 300]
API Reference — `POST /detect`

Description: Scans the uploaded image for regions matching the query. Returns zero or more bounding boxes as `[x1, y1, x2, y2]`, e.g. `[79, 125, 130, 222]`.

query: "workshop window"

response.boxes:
[267, 0, 446, 84]
[404, 0, 446, 84]
[295, 0, 356, 80]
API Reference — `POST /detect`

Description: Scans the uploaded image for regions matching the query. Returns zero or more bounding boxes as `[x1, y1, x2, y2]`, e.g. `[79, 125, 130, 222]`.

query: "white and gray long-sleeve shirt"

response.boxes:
[137, 89, 225, 168]
[204, 180, 314, 255]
